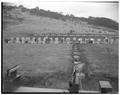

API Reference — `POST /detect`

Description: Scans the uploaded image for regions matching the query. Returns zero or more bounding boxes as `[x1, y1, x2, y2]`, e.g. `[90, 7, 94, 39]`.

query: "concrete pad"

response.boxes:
[14, 86, 69, 92]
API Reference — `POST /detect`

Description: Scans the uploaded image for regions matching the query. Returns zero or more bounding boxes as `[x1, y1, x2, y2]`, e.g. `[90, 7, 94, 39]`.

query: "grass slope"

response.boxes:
[3, 8, 116, 39]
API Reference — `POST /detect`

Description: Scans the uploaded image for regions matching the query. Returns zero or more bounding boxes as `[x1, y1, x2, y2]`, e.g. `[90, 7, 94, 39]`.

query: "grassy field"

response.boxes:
[3, 42, 118, 93]
[80, 42, 118, 93]
[84, 43, 118, 76]
[3, 43, 74, 91]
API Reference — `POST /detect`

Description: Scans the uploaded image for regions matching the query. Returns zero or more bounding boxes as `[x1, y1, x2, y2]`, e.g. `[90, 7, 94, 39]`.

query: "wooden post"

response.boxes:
[16, 37, 20, 44]
[50, 37, 53, 44]
[54, 37, 59, 44]
[97, 38, 101, 44]
[38, 37, 42, 44]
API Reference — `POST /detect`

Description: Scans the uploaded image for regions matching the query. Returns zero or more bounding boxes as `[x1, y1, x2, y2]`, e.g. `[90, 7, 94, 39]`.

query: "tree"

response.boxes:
[70, 14, 74, 17]
[59, 12, 63, 15]
[35, 6, 39, 10]
[18, 5, 24, 8]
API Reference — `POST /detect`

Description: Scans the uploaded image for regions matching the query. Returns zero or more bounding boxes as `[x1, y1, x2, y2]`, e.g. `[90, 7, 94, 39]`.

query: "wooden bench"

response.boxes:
[7, 65, 21, 82]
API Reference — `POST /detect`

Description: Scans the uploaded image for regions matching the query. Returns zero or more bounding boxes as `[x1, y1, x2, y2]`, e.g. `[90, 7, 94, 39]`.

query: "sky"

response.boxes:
[4, 0, 119, 22]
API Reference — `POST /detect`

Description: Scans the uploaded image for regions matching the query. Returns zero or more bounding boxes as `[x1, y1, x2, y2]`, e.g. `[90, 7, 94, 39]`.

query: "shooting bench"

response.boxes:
[7, 65, 21, 82]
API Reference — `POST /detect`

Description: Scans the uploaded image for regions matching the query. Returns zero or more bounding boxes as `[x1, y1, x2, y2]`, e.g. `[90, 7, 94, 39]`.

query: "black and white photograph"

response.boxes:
[1, 0, 119, 94]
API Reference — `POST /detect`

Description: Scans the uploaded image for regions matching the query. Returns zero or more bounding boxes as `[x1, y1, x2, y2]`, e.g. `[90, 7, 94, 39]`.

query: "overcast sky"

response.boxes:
[6, 0, 119, 22]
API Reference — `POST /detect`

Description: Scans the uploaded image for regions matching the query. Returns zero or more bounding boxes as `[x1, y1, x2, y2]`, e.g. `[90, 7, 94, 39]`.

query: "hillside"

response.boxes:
[78, 17, 118, 30]
[21, 5, 118, 30]
[2, 4, 118, 39]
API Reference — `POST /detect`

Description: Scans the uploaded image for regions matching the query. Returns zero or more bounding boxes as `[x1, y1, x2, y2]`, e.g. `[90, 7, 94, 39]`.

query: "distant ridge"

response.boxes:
[18, 5, 118, 30]
[79, 16, 118, 30]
